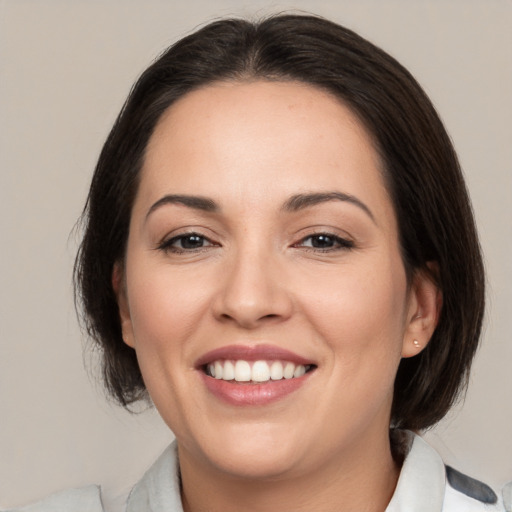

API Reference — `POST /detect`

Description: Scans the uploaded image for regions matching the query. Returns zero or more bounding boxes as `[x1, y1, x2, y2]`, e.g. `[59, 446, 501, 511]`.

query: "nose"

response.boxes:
[212, 247, 294, 329]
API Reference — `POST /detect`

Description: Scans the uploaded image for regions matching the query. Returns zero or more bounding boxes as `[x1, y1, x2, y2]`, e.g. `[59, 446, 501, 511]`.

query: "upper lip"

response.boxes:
[195, 344, 315, 368]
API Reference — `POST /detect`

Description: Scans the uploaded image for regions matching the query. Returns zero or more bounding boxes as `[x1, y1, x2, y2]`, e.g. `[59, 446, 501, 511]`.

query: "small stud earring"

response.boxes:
[413, 340, 421, 348]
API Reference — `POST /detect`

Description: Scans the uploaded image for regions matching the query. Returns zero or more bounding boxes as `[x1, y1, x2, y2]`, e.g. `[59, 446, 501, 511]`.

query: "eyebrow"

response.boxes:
[146, 194, 219, 221]
[146, 191, 375, 224]
[282, 192, 376, 223]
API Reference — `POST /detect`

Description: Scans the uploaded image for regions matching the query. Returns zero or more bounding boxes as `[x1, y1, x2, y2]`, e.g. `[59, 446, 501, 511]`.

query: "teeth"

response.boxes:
[206, 360, 310, 382]
[251, 360, 270, 382]
[234, 360, 251, 382]
[214, 361, 223, 380]
[283, 362, 295, 379]
[270, 361, 284, 380]
[223, 360, 235, 380]
[293, 365, 306, 378]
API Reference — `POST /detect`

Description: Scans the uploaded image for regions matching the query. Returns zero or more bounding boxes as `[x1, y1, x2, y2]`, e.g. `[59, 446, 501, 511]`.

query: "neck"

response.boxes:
[178, 429, 400, 512]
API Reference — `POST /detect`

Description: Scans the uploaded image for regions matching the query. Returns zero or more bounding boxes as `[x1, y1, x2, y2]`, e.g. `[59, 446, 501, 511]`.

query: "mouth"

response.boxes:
[204, 359, 316, 383]
[195, 345, 317, 405]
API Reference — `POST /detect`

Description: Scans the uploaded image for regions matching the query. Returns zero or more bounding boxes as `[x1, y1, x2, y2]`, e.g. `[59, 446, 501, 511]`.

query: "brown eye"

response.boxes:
[308, 234, 336, 248]
[176, 234, 207, 249]
[158, 232, 216, 253]
[298, 233, 354, 251]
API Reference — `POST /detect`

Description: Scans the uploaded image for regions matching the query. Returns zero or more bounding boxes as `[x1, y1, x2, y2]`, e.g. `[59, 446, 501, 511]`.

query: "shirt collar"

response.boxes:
[126, 442, 183, 512]
[126, 431, 446, 512]
[386, 431, 446, 512]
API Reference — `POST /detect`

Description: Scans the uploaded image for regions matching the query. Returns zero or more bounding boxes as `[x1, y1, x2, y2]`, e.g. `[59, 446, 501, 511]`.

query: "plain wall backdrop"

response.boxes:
[1, 0, 511, 508]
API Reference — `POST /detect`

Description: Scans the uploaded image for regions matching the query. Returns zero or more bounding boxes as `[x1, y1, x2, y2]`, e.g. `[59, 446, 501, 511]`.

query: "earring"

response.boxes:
[413, 340, 421, 348]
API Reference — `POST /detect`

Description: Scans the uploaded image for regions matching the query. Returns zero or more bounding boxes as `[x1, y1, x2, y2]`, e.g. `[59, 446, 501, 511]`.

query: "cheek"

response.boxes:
[123, 261, 215, 412]
[278, 257, 410, 443]
[298, 259, 408, 368]
[124, 266, 212, 431]
[127, 264, 208, 345]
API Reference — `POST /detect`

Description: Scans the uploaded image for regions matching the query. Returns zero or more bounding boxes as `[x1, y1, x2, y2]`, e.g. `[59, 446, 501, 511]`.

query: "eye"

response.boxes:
[296, 233, 354, 251]
[158, 232, 216, 253]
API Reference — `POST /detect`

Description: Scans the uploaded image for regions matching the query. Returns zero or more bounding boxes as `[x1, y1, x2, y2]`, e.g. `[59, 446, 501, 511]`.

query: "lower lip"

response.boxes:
[200, 372, 312, 406]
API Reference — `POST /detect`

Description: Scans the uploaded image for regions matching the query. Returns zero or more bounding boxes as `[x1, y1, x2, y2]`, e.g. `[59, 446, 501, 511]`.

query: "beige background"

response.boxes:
[1, 0, 511, 508]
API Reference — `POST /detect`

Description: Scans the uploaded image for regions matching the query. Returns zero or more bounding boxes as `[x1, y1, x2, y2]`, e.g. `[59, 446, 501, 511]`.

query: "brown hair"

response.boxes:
[74, 14, 485, 430]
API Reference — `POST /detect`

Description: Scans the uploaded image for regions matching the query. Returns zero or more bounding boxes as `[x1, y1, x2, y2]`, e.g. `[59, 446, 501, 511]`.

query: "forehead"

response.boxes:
[138, 80, 392, 221]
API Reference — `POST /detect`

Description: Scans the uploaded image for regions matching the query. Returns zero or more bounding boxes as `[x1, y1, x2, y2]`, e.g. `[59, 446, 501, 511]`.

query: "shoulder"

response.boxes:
[1, 486, 104, 512]
[387, 431, 506, 511]
[444, 465, 503, 511]
[125, 442, 183, 511]
[2, 443, 181, 512]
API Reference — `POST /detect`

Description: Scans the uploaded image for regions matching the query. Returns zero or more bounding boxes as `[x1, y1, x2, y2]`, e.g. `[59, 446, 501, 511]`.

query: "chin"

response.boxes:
[209, 448, 303, 481]
[194, 423, 308, 480]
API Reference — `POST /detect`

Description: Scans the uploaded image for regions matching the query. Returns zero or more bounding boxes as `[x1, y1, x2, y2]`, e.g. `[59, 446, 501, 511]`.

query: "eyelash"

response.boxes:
[157, 232, 216, 254]
[294, 232, 354, 252]
[158, 230, 354, 255]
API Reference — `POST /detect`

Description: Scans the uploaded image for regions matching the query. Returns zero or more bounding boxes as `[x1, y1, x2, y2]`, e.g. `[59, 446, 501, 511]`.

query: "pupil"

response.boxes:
[312, 235, 333, 248]
[182, 235, 203, 248]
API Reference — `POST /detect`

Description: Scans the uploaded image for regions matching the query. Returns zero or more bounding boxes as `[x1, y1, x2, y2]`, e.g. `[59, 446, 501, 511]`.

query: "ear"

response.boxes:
[401, 265, 442, 358]
[112, 261, 136, 348]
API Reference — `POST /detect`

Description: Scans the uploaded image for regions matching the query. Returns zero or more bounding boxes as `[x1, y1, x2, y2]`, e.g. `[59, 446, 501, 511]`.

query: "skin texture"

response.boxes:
[115, 81, 440, 512]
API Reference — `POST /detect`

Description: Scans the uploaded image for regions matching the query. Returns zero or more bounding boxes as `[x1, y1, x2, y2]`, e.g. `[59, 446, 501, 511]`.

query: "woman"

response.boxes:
[8, 14, 506, 512]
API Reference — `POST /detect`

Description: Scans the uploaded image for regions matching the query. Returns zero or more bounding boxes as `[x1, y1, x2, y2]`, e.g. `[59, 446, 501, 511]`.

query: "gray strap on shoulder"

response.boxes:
[445, 465, 498, 505]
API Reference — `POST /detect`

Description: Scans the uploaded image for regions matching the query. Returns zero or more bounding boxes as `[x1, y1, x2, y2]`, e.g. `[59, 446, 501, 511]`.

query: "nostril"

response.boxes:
[217, 311, 285, 329]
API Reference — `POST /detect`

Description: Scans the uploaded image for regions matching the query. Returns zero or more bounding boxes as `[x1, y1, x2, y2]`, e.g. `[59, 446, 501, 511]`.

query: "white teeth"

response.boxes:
[270, 361, 284, 380]
[234, 360, 251, 382]
[206, 360, 312, 382]
[214, 361, 223, 380]
[293, 365, 306, 378]
[283, 362, 295, 379]
[251, 360, 270, 382]
[223, 360, 235, 381]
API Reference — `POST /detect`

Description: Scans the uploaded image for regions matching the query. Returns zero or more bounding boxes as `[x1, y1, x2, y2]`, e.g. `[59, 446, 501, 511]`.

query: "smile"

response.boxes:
[196, 344, 317, 405]
[205, 360, 314, 383]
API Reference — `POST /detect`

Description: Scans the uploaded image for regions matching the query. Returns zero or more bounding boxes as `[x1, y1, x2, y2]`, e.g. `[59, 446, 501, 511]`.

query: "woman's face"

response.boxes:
[117, 81, 432, 480]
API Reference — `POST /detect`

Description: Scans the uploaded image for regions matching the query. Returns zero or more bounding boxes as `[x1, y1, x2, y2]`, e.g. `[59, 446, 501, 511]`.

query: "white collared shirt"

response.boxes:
[5, 432, 507, 511]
